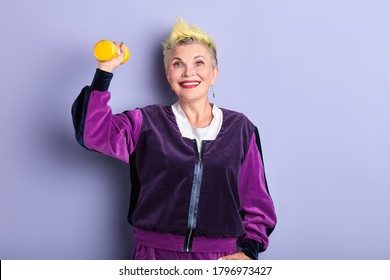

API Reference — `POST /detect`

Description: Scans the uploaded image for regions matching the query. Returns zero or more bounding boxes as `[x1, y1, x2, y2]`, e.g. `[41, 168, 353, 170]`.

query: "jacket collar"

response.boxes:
[171, 101, 223, 141]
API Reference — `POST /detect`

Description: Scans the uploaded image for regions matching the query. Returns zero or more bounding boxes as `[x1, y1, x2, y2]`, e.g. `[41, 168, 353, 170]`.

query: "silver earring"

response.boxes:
[212, 86, 215, 98]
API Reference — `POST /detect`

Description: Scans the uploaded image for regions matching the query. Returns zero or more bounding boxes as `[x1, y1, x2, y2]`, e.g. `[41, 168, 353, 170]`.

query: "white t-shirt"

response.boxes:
[171, 102, 223, 152]
[191, 125, 210, 152]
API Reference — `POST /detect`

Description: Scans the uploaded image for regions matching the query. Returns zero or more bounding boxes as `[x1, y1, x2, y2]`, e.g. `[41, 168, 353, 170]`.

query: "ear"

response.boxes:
[211, 66, 219, 84]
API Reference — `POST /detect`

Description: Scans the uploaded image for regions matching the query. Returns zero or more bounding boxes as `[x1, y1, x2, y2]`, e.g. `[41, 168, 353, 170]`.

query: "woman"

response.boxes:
[72, 19, 276, 260]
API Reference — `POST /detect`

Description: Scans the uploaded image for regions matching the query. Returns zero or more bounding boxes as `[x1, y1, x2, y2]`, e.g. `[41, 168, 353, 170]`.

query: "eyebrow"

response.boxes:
[194, 55, 206, 60]
[171, 57, 182, 62]
[171, 55, 206, 62]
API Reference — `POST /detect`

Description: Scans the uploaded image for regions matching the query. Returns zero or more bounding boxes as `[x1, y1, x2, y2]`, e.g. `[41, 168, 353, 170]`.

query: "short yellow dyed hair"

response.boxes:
[163, 18, 218, 70]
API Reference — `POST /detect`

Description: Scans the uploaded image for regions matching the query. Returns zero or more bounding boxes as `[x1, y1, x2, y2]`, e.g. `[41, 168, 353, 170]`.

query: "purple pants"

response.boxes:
[133, 229, 237, 260]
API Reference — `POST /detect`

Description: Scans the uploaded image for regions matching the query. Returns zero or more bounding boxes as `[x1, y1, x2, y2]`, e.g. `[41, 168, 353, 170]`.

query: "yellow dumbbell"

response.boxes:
[93, 40, 130, 64]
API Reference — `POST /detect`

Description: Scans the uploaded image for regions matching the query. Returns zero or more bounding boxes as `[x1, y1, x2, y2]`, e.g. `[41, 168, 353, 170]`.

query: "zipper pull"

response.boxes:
[199, 141, 204, 166]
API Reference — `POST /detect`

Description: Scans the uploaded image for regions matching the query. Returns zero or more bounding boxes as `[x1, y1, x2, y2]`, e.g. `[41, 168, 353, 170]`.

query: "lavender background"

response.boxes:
[1, 0, 389, 259]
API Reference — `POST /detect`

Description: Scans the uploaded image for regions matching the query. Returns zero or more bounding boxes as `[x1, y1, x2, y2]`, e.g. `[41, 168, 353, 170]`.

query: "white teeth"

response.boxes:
[182, 82, 200, 86]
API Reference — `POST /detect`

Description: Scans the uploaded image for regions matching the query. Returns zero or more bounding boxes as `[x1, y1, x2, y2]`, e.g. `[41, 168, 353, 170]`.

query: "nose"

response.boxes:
[182, 66, 195, 77]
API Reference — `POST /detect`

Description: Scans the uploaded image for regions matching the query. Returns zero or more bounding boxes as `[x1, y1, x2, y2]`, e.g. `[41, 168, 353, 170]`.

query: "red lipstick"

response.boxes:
[180, 80, 201, 89]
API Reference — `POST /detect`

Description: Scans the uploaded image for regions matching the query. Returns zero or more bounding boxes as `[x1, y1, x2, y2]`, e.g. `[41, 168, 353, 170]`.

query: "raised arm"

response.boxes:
[71, 43, 142, 163]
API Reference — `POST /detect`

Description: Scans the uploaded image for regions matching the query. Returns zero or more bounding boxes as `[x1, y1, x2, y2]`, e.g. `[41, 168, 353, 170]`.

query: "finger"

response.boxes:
[117, 42, 123, 56]
[218, 255, 235, 260]
[119, 42, 125, 57]
[115, 42, 126, 62]
[219, 252, 251, 260]
[111, 42, 123, 56]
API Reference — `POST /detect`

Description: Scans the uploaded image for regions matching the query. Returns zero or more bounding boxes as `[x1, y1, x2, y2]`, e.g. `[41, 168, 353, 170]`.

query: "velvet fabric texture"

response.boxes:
[133, 229, 236, 260]
[71, 69, 277, 258]
[133, 244, 235, 260]
[129, 105, 266, 239]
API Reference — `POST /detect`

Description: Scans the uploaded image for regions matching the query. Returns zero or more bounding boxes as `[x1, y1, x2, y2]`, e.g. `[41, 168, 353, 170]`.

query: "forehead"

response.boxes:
[170, 44, 211, 59]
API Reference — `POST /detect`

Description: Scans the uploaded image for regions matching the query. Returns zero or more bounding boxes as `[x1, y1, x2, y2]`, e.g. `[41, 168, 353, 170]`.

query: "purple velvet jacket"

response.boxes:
[72, 69, 276, 258]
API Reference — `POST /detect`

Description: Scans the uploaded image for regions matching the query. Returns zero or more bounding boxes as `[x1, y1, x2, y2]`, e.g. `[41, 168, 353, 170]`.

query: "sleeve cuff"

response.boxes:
[240, 239, 262, 260]
[90, 68, 113, 91]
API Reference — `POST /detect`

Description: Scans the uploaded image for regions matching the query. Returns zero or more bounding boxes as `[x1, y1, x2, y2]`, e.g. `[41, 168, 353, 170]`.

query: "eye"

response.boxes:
[173, 61, 183, 68]
[195, 60, 204, 67]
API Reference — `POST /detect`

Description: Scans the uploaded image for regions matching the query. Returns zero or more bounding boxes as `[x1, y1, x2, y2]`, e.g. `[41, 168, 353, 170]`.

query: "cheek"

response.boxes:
[167, 68, 181, 79]
[167, 78, 175, 88]
[166, 71, 176, 84]
[200, 69, 215, 81]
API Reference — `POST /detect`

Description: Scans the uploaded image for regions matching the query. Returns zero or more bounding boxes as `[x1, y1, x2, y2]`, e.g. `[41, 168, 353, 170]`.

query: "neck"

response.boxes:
[179, 99, 213, 128]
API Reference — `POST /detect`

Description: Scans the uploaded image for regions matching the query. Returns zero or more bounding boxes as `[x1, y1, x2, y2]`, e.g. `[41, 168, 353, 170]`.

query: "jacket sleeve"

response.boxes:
[71, 69, 142, 163]
[238, 127, 277, 259]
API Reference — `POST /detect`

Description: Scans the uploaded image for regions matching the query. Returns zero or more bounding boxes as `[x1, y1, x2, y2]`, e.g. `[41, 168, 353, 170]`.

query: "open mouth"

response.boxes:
[180, 81, 201, 88]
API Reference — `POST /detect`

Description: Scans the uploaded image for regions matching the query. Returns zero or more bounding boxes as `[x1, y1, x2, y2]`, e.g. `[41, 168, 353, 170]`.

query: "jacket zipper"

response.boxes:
[184, 140, 205, 252]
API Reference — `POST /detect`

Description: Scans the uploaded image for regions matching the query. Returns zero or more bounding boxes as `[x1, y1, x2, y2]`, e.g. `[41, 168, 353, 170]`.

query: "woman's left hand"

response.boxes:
[218, 252, 252, 260]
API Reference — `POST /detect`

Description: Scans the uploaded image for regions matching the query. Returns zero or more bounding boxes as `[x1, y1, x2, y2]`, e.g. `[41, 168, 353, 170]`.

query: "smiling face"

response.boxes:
[166, 44, 219, 103]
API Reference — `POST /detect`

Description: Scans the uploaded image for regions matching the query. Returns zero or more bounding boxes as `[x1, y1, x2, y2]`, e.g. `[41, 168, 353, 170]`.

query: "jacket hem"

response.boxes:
[134, 228, 237, 253]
